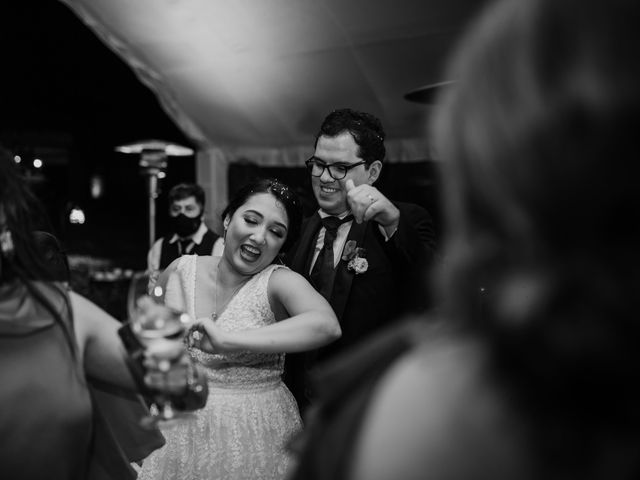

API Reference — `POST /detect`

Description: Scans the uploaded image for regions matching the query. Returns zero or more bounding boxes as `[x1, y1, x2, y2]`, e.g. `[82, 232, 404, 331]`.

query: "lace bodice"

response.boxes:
[165, 256, 286, 387]
[141, 257, 301, 480]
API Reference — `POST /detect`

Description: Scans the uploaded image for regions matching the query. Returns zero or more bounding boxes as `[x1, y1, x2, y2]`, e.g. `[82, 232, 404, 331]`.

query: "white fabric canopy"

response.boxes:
[59, 0, 483, 154]
[58, 0, 484, 225]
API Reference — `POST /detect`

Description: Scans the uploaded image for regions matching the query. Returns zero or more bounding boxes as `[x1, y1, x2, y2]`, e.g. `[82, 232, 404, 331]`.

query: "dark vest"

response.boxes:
[158, 229, 219, 270]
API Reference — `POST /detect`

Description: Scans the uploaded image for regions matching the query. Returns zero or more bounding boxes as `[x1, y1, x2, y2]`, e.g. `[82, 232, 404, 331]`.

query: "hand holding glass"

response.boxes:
[127, 271, 192, 427]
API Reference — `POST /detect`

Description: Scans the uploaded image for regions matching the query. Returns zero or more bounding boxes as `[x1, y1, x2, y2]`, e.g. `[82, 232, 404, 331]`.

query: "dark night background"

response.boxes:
[1, 1, 197, 270]
[0, 2, 441, 317]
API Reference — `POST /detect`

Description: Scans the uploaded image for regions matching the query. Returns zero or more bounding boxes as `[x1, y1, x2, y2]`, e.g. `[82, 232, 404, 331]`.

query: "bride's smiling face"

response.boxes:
[223, 192, 289, 276]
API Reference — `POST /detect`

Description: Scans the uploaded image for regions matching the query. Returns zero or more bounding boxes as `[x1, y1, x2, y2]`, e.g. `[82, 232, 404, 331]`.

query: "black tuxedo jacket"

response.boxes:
[285, 201, 436, 408]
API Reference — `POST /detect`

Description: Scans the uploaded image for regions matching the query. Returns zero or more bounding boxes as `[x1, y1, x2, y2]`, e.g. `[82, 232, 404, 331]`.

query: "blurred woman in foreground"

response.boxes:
[0, 148, 206, 479]
[292, 0, 640, 479]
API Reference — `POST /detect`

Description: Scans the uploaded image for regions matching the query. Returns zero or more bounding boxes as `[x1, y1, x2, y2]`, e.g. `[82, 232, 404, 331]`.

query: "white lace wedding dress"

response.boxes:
[138, 256, 302, 480]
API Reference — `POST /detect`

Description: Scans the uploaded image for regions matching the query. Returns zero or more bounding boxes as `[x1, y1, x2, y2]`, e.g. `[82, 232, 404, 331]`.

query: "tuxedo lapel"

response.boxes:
[290, 214, 322, 278]
[330, 220, 368, 319]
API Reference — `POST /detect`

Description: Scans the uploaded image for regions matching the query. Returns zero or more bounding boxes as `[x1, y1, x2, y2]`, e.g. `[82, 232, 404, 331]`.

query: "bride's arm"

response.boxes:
[196, 268, 341, 354]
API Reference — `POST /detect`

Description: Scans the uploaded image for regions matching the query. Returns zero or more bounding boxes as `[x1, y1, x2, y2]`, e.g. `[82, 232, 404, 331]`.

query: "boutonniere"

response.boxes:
[342, 240, 368, 274]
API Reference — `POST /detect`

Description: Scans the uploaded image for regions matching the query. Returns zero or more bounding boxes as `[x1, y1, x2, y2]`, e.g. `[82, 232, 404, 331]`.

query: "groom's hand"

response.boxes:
[345, 179, 399, 234]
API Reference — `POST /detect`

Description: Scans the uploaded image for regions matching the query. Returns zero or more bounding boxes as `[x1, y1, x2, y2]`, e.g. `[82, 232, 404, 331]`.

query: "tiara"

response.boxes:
[269, 180, 299, 206]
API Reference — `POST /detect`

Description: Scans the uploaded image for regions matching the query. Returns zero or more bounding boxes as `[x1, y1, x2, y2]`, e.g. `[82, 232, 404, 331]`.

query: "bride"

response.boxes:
[138, 179, 341, 480]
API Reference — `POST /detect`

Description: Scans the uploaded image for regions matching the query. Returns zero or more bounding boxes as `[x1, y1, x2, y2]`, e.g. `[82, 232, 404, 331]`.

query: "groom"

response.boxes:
[285, 108, 437, 411]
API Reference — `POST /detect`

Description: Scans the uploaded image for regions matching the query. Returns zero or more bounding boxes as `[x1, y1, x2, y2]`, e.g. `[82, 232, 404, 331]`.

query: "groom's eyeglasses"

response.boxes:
[305, 158, 366, 180]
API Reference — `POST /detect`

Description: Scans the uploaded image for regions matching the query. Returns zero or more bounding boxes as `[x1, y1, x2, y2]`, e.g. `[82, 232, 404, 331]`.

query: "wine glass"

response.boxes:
[127, 270, 192, 428]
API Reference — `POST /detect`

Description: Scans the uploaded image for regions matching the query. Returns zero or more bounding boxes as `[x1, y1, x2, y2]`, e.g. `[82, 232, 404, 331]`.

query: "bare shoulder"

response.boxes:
[350, 340, 527, 480]
[267, 265, 325, 319]
[68, 290, 119, 354]
[69, 289, 99, 312]
[69, 290, 117, 324]
[194, 254, 218, 279]
[268, 265, 306, 289]
[196, 255, 218, 269]
[165, 256, 181, 271]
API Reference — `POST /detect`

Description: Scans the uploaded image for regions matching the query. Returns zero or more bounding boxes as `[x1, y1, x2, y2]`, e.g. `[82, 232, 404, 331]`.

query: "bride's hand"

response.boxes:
[188, 316, 230, 353]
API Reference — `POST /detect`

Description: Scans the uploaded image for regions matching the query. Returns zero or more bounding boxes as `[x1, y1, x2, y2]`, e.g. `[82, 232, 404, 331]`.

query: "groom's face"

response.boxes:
[311, 132, 372, 216]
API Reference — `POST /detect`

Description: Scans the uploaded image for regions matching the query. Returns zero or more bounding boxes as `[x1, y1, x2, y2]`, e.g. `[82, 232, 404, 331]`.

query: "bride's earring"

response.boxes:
[223, 217, 230, 240]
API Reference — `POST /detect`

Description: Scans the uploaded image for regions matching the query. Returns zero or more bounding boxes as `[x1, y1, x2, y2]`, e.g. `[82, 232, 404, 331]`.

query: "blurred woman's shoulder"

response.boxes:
[349, 321, 531, 480]
[0, 280, 70, 334]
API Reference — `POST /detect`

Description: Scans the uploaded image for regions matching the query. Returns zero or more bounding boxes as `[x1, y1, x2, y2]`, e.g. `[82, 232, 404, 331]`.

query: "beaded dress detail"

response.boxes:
[139, 256, 302, 480]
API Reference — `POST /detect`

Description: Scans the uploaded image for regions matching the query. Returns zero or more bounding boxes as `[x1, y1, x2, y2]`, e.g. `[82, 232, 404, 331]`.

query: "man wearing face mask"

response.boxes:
[147, 183, 223, 278]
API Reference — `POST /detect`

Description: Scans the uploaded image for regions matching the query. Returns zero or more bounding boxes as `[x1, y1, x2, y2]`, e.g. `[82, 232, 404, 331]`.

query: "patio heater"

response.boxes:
[114, 140, 194, 250]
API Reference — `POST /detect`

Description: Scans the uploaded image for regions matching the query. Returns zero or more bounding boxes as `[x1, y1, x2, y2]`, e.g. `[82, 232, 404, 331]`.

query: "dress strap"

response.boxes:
[253, 264, 288, 297]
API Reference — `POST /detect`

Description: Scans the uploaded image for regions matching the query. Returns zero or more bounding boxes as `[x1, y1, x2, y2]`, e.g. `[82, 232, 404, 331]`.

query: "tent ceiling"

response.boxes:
[59, 0, 487, 150]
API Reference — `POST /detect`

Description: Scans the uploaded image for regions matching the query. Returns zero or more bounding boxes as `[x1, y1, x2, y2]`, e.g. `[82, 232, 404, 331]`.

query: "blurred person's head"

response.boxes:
[0, 147, 75, 352]
[434, 0, 640, 326]
[308, 109, 385, 215]
[34, 231, 70, 284]
[167, 183, 206, 238]
[221, 178, 302, 273]
[432, 0, 640, 475]
[0, 147, 56, 284]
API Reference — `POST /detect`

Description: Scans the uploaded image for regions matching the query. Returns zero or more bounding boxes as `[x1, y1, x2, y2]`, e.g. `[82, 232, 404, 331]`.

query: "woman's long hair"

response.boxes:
[0, 147, 76, 357]
[432, 0, 640, 477]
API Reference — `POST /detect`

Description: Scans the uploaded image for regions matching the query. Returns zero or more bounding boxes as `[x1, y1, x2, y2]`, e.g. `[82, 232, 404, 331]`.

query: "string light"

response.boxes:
[69, 207, 86, 225]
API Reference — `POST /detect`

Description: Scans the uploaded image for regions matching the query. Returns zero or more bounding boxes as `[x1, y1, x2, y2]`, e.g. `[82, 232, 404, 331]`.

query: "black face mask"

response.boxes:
[170, 214, 202, 238]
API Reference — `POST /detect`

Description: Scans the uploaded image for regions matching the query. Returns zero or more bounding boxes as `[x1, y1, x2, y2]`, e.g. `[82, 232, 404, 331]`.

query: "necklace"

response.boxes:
[211, 264, 249, 321]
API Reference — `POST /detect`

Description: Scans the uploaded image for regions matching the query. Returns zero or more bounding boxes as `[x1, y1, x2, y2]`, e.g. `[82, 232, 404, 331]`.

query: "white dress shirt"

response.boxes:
[147, 222, 222, 272]
[308, 210, 398, 274]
